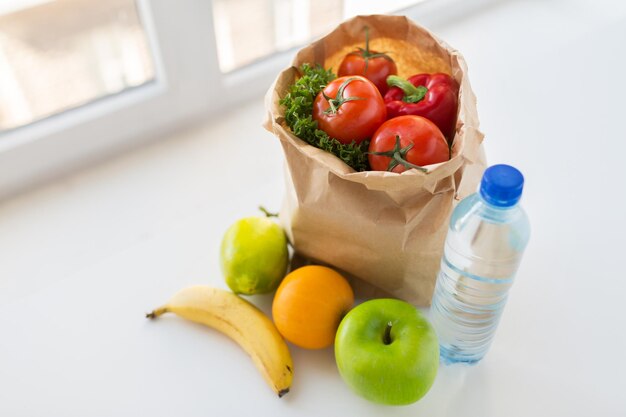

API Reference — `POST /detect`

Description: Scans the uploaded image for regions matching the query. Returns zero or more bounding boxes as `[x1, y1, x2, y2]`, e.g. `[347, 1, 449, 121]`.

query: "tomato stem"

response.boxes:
[350, 26, 393, 75]
[323, 77, 366, 115]
[387, 75, 428, 103]
[368, 135, 428, 172]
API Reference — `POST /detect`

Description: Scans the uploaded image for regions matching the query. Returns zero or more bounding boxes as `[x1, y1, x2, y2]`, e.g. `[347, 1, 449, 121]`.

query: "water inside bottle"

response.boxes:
[431, 203, 527, 364]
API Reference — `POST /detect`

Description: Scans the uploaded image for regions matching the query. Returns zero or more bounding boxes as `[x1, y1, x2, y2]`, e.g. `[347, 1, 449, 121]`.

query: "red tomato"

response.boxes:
[337, 28, 397, 95]
[368, 115, 449, 173]
[312, 76, 386, 145]
[338, 53, 397, 95]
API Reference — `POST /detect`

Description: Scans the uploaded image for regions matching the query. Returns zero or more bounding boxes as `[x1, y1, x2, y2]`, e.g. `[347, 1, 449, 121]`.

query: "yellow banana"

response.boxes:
[147, 285, 293, 397]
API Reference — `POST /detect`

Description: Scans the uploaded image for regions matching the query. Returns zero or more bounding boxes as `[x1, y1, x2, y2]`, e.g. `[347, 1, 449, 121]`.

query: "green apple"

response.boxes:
[220, 216, 288, 295]
[334, 298, 439, 405]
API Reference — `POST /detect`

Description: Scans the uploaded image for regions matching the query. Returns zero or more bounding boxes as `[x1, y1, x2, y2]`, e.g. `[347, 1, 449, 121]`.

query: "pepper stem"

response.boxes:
[386, 75, 428, 103]
[323, 77, 365, 115]
[368, 135, 428, 172]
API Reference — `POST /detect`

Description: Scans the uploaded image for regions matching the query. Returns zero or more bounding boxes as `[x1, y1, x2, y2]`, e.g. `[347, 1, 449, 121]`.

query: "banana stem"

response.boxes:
[146, 307, 168, 319]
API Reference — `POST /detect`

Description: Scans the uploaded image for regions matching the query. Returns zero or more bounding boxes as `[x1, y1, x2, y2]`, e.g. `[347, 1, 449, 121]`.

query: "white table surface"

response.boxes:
[1, 1, 625, 416]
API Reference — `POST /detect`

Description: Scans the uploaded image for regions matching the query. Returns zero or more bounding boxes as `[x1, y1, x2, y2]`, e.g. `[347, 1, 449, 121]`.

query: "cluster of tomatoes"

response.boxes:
[312, 29, 460, 173]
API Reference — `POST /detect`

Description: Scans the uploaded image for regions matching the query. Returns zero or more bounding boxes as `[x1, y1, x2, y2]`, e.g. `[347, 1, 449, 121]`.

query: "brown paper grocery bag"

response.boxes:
[264, 15, 486, 306]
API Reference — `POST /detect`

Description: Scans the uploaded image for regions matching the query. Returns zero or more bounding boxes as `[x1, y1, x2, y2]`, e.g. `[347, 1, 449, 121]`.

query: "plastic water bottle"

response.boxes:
[430, 164, 530, 364]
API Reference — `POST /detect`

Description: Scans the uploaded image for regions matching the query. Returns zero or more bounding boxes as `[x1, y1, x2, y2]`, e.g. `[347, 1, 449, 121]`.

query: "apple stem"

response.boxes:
[383, 321, 393, 345]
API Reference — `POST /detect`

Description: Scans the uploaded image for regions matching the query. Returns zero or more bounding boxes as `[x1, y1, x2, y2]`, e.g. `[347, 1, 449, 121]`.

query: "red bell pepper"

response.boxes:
[384, 74, 459, 143]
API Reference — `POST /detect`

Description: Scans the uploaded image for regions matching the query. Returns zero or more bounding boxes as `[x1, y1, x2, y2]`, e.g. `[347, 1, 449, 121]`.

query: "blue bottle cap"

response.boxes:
[480, 164, 524, 207]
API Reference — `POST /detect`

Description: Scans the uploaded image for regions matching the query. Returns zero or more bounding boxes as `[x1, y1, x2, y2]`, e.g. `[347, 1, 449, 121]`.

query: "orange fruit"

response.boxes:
[272, 265, 354, 349]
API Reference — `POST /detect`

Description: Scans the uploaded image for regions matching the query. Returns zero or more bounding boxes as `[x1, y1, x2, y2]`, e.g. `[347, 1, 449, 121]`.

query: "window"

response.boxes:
[0, 0, 217, 199]
[0, 0, 155, 132]
[0, 0, 488, 199]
